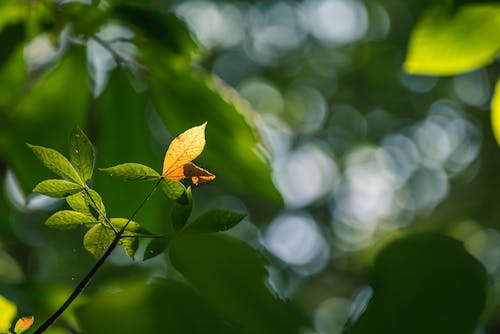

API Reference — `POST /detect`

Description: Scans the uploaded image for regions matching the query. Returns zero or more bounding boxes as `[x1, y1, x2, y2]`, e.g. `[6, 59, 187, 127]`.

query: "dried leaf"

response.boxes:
[166, 162, 215, 185]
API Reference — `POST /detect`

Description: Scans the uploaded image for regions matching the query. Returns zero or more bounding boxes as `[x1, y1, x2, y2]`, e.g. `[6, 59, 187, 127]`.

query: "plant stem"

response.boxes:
[32, 179, 162, 333]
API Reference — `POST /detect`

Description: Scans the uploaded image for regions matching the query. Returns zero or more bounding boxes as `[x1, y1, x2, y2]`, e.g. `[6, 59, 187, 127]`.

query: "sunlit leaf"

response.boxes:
[69, 127, 95, 182]
[0, 294, 16, 332]
[83, 224, 114, 255]
[162, 123, 208, 175]
[170, 234, 309, 334]
[166, 162, 215, 185]
[45, 210, 97, 230]
[110, 218, 149, 234]
[491, 78, 500, 145]
[33, 179, 83, 198]
[143, 237, 169, 261]
[83, 188, 106, 218]
[28, 144, 83, 185]
[66, 192, 92, 216]
[171, 186, 192, 231]
[183, 210, 245, 234]
[99, 163, 160, 181]
[160, 178, 186, 203]
[404, 4, 500, 75]
[348, 233, 488, 334]
[13, 316, 34, 334]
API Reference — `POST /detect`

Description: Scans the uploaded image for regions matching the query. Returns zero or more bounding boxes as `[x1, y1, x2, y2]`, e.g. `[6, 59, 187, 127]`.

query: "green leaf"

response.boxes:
[110, 218, 150, 259]
[28, 144, 83, 185]
[66, 192, 92, 215]
[75, 279, 236, 334]
[115, 5, 198, 56]
[69, 127, 95, 182]
[45, 210, 97, 230]
[171, 186, 192, 231]
[83, 224, 114, 255]
[109, 218, 149, 234]
[491, 78, 500, 145]
[183, 210, 245, 234]
[99, 163, 160, 181]
[170, 234, 309, 334]
[348, 233, 488, 334]
[160, 178, 186, 203]
[33, 179, 83, 198]
[404, 4, 500, 75]
[83, 188, 106, 218]
[0, 294, 16, 332]
[143, 237, 169, 261]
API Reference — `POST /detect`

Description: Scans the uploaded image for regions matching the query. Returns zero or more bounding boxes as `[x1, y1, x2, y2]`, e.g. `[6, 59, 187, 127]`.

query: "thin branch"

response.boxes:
[32, 179, 162, 333]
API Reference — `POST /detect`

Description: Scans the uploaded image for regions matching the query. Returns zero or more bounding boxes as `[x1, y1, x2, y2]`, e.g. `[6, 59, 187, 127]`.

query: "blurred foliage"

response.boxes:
[1, 0, 500, 333]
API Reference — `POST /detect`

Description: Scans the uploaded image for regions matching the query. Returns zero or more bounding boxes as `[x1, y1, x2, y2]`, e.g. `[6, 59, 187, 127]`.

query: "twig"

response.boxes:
[32, 179, 162, 333]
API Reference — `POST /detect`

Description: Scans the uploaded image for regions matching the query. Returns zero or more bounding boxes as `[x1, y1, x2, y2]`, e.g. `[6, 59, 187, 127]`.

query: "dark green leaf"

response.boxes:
[28, 144, 83, 185]
[115, 5, 198, 55]
[348, 233, 489, 334]
[83, 224, 114, 255]
[171, 186, 192, 231]
[69, 127, 95, 182]
[45, 210, 97, 230]
[170, 234, 309, 334]
[148, 66, 282, 206]
[160, 178, 186, 203]
[404, 4, 500, 75]
[75, 279, 236, 334]
[33, 179, 83, 198]
[0, 22, 25, 67]
[99, 163, 160, 181]
[143, 237, 169, 261]
[183, 209, 245, 234]
[0, 49, 89, 194]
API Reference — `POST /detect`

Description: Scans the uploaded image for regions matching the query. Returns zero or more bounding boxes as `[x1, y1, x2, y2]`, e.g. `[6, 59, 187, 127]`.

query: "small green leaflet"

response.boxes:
[69, 127, 95, 182]
[171, 186, 192, 231]
[83, 218, 149, 258]
[83, 189, 106, 218]
[45, 210, 97, 230]
[84, 224, 114, 256]
[160, 178, 186, 202]
[33, 179, 83, 198]
[66, 192, 92, 216]
[99, 163, 160, 181]
[183, 210, 246, 234]
[28, 144, 83, 185]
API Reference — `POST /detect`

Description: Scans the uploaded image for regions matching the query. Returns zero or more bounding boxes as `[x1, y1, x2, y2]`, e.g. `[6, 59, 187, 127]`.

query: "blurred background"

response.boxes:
[0, 0, 499, 333]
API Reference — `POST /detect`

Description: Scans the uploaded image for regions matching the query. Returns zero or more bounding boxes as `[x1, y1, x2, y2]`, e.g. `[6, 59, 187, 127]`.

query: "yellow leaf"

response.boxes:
[14, 316, 34, 334]
[491, 78, 500, 145]
[162, 123, 215, 184]
[166, 162, 215, 185]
